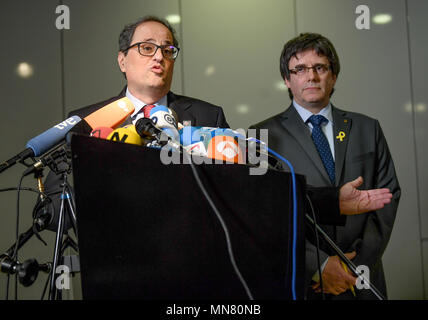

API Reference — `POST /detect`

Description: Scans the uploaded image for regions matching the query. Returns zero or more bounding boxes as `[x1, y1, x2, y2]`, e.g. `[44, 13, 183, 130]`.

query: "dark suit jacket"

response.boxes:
[250, 104, 401, 300]
[69, 87, 229, 128]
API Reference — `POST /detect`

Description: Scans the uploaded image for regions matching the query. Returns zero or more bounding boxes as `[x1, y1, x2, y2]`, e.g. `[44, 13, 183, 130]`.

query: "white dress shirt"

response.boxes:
[292, 101, 335, 160]
[126, 87, 168, 124]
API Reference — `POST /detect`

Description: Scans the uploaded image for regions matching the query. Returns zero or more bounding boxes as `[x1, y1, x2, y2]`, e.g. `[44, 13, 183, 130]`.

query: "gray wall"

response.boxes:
[0, 0, 426, 300]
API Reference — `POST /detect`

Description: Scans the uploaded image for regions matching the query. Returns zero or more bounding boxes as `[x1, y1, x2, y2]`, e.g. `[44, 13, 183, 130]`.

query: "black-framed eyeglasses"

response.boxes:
[289, 64, 331, 76]
[124, 41, 180, 60]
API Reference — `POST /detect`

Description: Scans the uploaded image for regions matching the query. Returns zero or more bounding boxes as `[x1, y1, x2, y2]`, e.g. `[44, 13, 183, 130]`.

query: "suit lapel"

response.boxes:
[280, 105, 332, 185]
[167, 92, 195, 125]
[332, 105, 351, 185]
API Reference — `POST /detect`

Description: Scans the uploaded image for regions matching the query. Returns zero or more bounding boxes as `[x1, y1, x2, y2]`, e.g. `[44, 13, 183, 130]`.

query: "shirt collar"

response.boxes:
[292, 100, 333, 125]
[126, 87, 168, 118]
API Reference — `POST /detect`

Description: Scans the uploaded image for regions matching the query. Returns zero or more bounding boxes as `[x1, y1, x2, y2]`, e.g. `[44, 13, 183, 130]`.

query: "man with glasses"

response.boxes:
[69, 15, 229, 128]
[32, 16, 230, 233]
[250, 33, 400, 300]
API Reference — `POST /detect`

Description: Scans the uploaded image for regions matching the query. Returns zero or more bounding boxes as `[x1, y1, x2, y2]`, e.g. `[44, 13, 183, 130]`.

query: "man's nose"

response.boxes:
[307, 67, 320, 80]
[153, 47, 164, 61]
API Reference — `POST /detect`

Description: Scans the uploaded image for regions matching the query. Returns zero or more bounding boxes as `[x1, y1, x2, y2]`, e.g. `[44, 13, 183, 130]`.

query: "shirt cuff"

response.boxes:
[312, 257, 329, 282]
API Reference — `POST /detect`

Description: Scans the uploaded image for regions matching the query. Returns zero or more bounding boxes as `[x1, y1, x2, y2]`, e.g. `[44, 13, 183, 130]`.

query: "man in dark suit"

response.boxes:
[32, 15, 228, 232]
[250, 33, 400, 299]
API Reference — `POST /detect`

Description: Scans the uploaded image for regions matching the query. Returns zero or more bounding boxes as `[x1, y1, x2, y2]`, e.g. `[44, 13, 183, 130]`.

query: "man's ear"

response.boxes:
[117, 51, 126, 72]
[284, 77, 291, 88]
[332, 74, 337, 86]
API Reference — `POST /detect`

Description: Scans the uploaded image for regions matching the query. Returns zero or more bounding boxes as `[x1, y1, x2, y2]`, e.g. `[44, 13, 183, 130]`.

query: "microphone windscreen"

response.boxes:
[150, 110, 177, 129]
[84, 97, 135, 129]
[107, 127, 143, 146]
[135, 118, 158, 138]
[206, 135, 244, 164]
[26, 115, 82, 156]
[161, 127, 180, 141]
[90, 127, 114, 139]
[179, 126, 204, 146]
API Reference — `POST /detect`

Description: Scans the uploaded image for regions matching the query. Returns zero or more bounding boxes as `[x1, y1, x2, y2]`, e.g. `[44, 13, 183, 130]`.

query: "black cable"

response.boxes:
[8, 174, 26, 300]
[5, 268, 10, 300]
[305, 194, 325, 300]
[0, 186, 45, 197]
[183, 151, 254, 300]
[41, 270, 51, 300]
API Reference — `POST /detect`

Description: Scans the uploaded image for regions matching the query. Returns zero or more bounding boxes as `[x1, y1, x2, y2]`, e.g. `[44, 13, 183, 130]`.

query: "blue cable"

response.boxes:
[248, 138, 298, 300]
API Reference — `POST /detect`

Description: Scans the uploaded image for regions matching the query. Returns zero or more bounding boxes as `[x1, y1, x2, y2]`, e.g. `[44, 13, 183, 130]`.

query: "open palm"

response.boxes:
[339, 177, 392, 215]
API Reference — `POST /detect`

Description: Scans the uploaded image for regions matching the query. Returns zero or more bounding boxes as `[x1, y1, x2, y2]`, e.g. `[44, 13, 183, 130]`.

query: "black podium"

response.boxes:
[71, 135, 306, 300]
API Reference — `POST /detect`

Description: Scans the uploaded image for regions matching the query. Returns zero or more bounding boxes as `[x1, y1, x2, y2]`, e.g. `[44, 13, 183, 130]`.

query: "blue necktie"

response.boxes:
[307, 115, 335, 184]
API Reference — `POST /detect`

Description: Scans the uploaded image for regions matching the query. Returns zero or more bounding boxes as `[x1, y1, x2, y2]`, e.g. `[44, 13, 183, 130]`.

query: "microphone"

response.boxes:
[148, 105, 179, 141]
[66, 97, 135, 144]
[1, 97, 135, 174]
[84, 97, 134, 129]
[135, 118, 180, 150]
[149, 105, 178, 129]
[26, 115, 83, 157]
[106, 126, 144, 146]
[90, 127, 114, 139]
[0, 115, 83, 174]
[206, 135, 244, 164]
[179, 126, 245, 163]
[135, 118, 164, 140]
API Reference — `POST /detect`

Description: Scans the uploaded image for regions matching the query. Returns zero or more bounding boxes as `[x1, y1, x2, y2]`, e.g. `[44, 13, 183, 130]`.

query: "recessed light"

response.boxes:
[236, 104, 250, 114]
[373, 14, 392, 25]
[204, 65, 215, 77]
[16, 62, 34, 78]
[165, 14, 181, 25]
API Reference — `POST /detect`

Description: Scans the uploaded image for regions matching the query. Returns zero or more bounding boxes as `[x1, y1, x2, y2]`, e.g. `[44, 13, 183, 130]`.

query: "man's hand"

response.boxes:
[339, 176, 392, 215]
[312, 252, 357, 295]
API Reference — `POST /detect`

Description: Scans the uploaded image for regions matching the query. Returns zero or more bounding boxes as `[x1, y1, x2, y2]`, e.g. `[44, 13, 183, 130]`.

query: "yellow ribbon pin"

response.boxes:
[336, 131, 346, 142]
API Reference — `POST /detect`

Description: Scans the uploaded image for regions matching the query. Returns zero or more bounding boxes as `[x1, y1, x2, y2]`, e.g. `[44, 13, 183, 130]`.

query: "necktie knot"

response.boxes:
[133, 104, 155, 120]
[308, 114, 328, 127]
[141, 104, 155, 118]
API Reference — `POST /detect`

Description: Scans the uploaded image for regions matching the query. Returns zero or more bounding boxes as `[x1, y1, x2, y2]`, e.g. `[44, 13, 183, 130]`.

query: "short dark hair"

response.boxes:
[279, 33, 340, 99]
[118, 15, 179, 54]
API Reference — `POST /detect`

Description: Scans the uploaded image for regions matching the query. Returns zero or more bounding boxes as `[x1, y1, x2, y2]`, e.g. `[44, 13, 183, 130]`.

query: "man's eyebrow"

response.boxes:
[291, 63, 324, 68]
[142, 38, 173, 45]
[292, 63, 307, 68]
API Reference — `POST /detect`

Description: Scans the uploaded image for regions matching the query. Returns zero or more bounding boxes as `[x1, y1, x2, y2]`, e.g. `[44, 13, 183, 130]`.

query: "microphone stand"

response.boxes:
[49, 172, 78, 300]
[305, 214, 386, 300]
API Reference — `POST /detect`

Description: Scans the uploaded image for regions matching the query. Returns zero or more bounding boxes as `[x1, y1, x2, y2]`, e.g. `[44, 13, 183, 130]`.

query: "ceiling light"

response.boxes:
[16, 62, 34, 78]
[165, 14, 181, 24]
[373, 14, 392, 25]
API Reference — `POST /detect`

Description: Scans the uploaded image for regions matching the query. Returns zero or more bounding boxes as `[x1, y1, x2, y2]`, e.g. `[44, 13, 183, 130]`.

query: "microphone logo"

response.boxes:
[216, 141, 239, 159]
[207, 136, 243, 163]
[54, 117, 79, 130]
[164, 114, 177, 127]
[117, 99, 131, 112]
